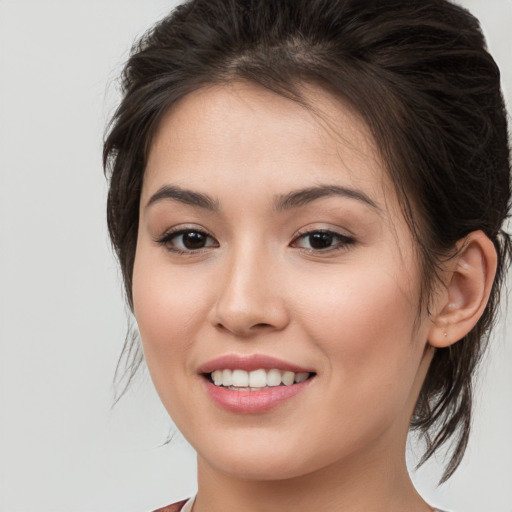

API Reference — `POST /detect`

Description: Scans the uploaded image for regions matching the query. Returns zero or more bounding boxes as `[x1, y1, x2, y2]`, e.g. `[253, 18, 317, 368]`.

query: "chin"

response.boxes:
[190, 423, 354, 483]
[201, 447, 314, 481]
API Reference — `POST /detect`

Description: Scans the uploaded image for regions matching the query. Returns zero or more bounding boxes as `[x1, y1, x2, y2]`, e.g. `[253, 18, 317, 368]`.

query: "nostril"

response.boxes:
[214, 321, 274, 335]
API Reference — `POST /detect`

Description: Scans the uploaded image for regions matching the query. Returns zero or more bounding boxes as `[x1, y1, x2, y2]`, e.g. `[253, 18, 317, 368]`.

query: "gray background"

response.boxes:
[0, 1, 510, 511]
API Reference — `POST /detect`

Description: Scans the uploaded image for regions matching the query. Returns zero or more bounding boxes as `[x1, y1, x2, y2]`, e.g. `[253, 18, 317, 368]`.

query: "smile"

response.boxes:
[199, 355, 316, 413]
[209, 369, 311, 390]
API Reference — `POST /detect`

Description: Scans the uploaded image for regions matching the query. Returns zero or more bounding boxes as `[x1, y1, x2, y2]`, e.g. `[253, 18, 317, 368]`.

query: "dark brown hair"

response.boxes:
[104, 0, 511, 482]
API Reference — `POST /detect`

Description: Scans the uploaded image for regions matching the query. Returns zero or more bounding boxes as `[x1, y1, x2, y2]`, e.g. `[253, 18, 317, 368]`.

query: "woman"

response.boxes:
[104, 0, 511, 511]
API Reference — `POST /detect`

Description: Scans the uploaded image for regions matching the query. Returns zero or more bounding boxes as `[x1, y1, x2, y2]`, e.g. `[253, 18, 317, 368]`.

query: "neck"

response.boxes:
[193, 440, 432, 512]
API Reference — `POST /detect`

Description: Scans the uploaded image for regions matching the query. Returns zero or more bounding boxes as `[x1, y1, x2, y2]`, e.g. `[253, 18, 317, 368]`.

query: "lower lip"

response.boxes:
[203, 377, 314, 413]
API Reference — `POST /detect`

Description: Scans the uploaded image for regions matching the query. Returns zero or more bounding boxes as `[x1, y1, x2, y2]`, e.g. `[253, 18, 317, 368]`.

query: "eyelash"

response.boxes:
[155, 228, 218, 255]
[290, 229, 355, 254]
[155, 228, 355, 255]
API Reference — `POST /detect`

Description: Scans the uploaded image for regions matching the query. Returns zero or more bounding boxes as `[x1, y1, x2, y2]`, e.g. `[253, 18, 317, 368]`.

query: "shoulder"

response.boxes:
[152, 499, 190, 512]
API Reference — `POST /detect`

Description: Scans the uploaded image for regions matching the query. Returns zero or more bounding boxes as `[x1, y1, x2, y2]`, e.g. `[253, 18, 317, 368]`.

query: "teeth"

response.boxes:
[222, 369, 233, 386]
[232, 369, 249, 387]
[209, 369, 312, 388]
[248, 369, 267, 388]
[281, 371, 294, 386]
[267, 369, 282, 387]
[294, 372, 309, 383]
[212, 370, 223, 386]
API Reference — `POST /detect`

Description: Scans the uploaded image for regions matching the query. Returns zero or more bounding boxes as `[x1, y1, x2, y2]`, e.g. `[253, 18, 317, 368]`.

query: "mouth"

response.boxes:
[204, 368, 315, 391]
[198, 355, 317, 413]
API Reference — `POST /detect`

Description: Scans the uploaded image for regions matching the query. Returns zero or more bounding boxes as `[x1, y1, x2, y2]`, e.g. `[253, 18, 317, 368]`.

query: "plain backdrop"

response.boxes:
[0, 1, 511, 511]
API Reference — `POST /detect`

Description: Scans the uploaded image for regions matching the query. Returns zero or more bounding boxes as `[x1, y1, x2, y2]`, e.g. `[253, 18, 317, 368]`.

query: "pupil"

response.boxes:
[309, 232, 333, 249]
[183, 232, 206, 249]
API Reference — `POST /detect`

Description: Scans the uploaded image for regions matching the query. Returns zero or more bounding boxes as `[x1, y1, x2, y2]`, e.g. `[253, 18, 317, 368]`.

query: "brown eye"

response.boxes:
[292, 230, 355, 252]
[308, 232, 335, 250]
[181, 231, 208, 249]
[156, 229, 218, 253]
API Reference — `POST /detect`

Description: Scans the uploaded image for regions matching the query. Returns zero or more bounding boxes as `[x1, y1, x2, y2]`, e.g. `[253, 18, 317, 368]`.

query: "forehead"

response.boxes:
[143, 81, 392, 207]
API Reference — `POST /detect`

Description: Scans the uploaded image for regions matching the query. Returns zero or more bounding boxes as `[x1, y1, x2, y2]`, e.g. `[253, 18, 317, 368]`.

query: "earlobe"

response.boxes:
[428, 230, 497, 348]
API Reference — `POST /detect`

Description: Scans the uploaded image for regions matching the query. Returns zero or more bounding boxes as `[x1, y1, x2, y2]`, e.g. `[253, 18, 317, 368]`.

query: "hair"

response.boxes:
[103, 0, 511, 482]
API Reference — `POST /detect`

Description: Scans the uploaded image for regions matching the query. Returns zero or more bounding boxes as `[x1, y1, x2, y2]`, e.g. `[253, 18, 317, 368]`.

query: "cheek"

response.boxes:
[131, 249, 217, 432]
[294, 259, 424, 401]
[285, 268, 427, 467]
[298, 260, 418, 339]
[132, 246, 210, 381]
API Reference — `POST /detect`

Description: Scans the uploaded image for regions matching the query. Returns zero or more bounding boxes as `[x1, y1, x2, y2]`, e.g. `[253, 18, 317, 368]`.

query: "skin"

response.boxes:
[132, 81, 495, 512]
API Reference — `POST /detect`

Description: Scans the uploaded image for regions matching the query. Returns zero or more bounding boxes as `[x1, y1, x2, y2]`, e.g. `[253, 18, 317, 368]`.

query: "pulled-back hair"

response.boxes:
[104, 0, 511, 482]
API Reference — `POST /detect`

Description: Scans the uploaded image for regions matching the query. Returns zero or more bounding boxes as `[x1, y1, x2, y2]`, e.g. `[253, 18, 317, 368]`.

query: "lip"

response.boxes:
[203, 377, 314, 413]
[198, 354, 314, 374]
[198, 354, 316, 414]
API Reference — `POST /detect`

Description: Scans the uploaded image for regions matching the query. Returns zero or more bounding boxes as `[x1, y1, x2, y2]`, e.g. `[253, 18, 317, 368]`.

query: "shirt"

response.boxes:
[153, 497, 449, 511]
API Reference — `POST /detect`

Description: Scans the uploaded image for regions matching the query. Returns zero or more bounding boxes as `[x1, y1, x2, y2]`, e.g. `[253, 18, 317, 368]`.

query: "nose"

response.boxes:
[208, 247, 290, 338]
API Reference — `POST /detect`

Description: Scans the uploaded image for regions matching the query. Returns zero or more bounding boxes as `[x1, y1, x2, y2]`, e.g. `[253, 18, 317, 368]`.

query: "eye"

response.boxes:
[156, 228, 218, 253]
[291, 229, 355, 252]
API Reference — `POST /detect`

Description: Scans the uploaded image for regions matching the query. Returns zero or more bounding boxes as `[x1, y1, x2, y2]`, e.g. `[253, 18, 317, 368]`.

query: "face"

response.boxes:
[133, 82, 435, 481]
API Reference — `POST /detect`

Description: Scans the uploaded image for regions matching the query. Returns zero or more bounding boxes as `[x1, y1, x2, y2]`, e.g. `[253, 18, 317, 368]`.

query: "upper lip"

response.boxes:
[198, 354, 314, 374]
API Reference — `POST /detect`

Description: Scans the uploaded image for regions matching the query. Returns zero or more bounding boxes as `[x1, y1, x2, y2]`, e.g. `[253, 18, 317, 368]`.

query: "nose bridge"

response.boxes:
[211, 239, 288, 336]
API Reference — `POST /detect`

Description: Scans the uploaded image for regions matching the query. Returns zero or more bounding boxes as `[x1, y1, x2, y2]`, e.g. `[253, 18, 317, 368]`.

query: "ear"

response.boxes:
[428, 230, 497, 348]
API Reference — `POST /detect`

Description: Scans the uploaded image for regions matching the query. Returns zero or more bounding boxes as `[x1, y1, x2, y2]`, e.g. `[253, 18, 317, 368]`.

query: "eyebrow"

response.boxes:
[146, 185, 219, 211]
[145, 183, 379, 213]
[274, 184, 380, 211]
